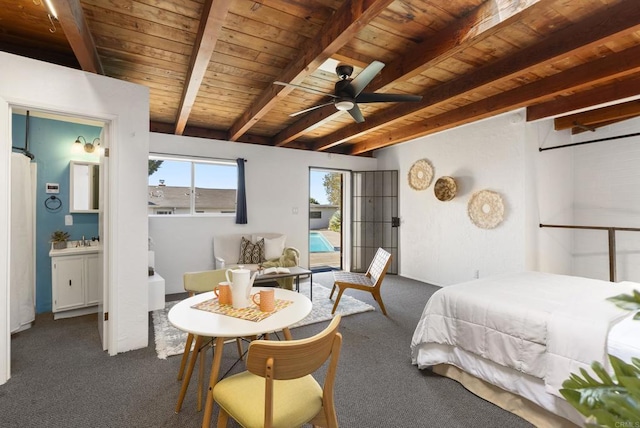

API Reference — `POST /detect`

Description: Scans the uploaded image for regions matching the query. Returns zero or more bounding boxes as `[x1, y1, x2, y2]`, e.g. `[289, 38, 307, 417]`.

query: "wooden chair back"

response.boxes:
[244, 315, 342, 427]
[366, 248, 392, 286]
[246, 315, 342, 380]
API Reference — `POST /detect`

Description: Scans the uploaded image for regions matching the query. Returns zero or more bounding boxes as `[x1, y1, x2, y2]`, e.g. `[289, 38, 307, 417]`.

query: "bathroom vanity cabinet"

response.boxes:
[50, 244, 100, 319]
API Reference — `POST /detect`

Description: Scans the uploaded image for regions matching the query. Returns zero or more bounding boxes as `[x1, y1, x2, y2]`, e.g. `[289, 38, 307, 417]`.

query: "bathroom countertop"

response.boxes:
[49, 241, 101, 257]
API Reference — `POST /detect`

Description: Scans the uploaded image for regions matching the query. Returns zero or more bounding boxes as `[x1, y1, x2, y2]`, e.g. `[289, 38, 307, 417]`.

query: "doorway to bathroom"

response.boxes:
[10, 108, 106, 345]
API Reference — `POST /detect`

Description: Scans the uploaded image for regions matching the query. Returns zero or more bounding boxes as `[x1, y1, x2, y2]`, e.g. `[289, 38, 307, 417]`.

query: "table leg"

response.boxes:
[283, 327, 293, 341]
[202, 336, 226, 428]
[175, 335, 203, 413]
[197, 344, 206, 411]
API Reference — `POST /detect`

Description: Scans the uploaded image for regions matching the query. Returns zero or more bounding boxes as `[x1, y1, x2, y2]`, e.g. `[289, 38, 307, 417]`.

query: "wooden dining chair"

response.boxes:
[330, 247, 392, 315]
[177, 269, 244, 411]
[213, 315, 343, 428]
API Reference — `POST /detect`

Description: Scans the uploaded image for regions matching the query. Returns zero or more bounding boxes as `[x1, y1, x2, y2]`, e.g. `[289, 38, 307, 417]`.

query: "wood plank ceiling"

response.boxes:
[2, 0, 640, 155]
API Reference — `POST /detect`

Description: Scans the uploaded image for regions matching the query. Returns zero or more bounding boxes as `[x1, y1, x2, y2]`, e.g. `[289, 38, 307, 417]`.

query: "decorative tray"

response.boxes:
[192, 298, 293, 322]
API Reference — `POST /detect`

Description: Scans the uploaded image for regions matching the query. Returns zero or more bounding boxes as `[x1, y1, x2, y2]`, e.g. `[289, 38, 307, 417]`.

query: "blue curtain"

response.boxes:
[235, 158, 247, 224]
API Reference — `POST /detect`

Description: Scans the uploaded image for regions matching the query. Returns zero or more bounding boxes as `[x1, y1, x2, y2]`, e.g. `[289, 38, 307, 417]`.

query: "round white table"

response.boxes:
[168, 287, 312, 427]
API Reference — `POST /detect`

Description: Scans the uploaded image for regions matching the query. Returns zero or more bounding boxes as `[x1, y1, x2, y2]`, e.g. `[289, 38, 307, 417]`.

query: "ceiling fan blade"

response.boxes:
[274, 81, 337, 98]
[348, 104, 365, 123]
[290, 101, 335, 117]
[349, 61, 385, 96]
[355, 92, 423, 103]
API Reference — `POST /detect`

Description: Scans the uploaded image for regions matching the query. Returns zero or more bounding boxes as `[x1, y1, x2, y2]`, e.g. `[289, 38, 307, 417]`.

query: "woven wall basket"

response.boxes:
[434, 176, 457, 201]
[407, 159, 433, 190]
[467, 190, 505, 229]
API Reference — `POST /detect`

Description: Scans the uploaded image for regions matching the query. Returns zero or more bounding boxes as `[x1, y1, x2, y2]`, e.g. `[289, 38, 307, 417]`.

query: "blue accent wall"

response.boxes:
[12, 113, 102, 313]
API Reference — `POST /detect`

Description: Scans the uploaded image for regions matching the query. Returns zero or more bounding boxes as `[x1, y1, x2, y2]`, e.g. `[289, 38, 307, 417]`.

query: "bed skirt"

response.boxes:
[432, 364, 578, 428]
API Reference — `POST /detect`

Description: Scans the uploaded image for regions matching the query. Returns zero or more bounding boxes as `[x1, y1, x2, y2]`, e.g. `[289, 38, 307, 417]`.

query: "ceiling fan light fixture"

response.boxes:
[335, 98, 355, 111]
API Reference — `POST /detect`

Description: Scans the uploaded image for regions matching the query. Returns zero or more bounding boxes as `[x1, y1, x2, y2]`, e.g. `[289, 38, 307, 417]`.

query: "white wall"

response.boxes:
[149, 133, 376, 293]
[0, 53, 149, 384]
[309, 206, 338, 230]
[524, 119, 574, 275]
[569, 117, 640, 282]
[376, 107, 640, 286]
[376, 112, 528, 286]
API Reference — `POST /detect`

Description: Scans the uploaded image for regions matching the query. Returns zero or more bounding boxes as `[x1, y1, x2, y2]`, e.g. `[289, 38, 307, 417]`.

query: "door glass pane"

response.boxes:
[351, 170, 398, 274]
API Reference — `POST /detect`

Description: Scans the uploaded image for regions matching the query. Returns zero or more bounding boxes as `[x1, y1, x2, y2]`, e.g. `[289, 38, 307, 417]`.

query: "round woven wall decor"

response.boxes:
[407, 159, 433, 190]
[434, 176, 457, 201]
[468, 190, 505, 229]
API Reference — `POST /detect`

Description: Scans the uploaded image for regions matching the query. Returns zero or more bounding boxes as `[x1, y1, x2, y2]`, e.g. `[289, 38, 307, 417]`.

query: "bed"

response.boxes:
[410, 271, 640, 427]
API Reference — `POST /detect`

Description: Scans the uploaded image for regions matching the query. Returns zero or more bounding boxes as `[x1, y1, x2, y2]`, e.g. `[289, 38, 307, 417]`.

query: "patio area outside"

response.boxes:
[309, 229, 341, 271]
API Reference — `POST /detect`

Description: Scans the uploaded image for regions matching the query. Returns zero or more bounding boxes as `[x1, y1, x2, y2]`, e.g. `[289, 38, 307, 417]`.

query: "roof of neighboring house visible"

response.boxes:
[148, 186, 236, 210]
[310, 204, 339, 209]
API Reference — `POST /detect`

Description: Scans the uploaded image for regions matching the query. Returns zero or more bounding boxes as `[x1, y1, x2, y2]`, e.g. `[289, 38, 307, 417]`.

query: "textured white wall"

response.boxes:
[524, 119, 574, 275]
[570, 117, 640, 282]
[149, 133, 376, 293]
[375, 112, 528, 286]
[0, 52, 149, 384]
[376, 109, 640, 286]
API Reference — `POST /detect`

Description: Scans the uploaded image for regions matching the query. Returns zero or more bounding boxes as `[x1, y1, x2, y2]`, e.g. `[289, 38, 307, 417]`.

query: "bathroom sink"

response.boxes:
[49, 241, 101, 256]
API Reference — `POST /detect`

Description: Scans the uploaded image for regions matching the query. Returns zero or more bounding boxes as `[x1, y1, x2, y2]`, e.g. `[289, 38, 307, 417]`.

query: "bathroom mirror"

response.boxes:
[70, 161, 99, 213]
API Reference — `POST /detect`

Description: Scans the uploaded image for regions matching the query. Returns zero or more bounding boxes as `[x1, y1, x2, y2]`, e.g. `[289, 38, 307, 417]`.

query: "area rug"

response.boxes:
[151, 283, 374, 359]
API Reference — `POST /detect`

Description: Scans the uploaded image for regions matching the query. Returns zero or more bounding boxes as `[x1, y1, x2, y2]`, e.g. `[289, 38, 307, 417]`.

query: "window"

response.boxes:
[309, 211, 322, 219]
[148, 156, 237, 215]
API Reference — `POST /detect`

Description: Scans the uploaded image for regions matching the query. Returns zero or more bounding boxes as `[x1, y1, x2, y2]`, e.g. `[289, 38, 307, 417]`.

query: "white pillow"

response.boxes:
[257, 235, 286, 260]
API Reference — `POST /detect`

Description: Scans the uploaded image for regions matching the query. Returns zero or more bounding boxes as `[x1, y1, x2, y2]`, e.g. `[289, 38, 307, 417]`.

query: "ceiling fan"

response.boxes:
[274, 61, 422, 123]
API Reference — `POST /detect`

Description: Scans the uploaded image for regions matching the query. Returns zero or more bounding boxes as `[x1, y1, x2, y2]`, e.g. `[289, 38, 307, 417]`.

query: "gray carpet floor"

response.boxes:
[1, 272, 532, 427]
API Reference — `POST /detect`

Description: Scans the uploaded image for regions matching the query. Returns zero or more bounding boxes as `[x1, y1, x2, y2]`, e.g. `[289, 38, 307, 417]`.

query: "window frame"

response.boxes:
[148, 154, 237, 217]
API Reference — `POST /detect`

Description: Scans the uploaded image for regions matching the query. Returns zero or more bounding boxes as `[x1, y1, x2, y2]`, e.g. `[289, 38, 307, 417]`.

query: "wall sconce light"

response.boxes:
[74, 136, 100, 153]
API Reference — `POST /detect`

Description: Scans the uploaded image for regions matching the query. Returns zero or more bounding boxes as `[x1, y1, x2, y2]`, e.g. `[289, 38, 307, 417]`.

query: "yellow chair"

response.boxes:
[330, 247, 392, 315]
[176, 269, 244, 412]
[213, 315, 343, 428]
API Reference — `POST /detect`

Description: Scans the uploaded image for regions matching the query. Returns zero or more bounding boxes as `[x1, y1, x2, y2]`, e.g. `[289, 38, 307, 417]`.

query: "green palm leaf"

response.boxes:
[560, 356, 640, 426]
[607, 290, 640, 314]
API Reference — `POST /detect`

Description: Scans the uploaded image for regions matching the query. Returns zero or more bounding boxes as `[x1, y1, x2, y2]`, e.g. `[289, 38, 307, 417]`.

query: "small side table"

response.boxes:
[254, 266, 313, 300]
[148, 273, 165, 311]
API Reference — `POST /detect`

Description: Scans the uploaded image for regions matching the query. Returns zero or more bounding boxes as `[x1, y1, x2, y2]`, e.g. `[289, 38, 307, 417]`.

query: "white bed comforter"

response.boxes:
[411, 271, 638, 397]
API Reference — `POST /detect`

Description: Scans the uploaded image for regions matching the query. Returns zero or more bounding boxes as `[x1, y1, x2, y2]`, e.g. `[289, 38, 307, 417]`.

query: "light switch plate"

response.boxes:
[65, 215, 73, 226]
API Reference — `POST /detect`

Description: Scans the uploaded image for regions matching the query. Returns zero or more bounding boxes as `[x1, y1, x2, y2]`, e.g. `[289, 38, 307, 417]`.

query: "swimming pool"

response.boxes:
[309, 231, 335, 252]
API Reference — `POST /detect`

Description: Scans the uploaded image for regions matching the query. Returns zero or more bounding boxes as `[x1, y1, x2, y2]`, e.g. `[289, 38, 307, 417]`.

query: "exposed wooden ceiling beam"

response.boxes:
[570, 118, 630, 134]
[314, 0, 640, 151]
[554, 100, 640, 131]
[348, 42, 640, 155]
[366, 0, 546, 91]
[227, 0, 395, 142]
[52, 0, 103, 74]
[150, 121, 272, 146]
[526, 75, 640, 121]
[275, 0, 549, 147]
[273, 106, 342, 147]
[174, 0, 232, 135]
[0, 38, 79, 69]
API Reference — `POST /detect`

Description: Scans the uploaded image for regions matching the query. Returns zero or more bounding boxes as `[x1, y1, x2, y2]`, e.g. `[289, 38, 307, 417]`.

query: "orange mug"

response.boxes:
[252, 289, 275, 312]
[214, 282, 232, 305]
